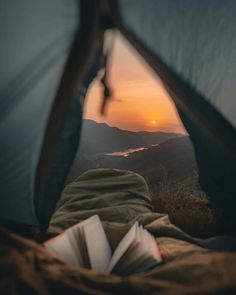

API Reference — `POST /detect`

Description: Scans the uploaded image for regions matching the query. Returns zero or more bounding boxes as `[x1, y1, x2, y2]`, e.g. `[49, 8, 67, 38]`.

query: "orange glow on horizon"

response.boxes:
[83, 32, 186, 134]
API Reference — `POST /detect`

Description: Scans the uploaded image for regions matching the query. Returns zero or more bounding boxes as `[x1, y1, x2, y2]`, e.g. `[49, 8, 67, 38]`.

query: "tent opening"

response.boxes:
[66, 31, 226, 238]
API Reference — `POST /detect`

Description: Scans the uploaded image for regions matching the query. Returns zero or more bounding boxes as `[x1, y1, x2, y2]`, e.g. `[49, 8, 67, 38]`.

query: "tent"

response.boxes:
[0, 0, 236, 230]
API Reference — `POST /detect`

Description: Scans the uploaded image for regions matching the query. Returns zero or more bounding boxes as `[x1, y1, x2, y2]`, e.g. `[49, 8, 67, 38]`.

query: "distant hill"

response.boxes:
[78, 119, 183, 154]
[95, 136, 197, 188]
[69, 135, 197, 192]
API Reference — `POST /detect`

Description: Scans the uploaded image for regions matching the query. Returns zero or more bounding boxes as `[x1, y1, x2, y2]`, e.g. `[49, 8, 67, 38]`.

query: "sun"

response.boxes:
[152, 120, 157, 125]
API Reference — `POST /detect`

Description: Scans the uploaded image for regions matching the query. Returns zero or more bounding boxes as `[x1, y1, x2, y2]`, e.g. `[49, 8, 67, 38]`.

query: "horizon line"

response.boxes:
[82, 118, 187, 135]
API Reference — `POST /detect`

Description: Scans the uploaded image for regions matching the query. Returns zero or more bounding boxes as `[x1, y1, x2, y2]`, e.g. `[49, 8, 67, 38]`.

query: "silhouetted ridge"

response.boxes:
[79, 119, 183, 154]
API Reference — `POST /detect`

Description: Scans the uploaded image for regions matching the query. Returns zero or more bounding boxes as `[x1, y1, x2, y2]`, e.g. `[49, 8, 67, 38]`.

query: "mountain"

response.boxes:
[69, 135, 197, 193]
[95, 136, 197, 188]
[78, 119, 183, 154]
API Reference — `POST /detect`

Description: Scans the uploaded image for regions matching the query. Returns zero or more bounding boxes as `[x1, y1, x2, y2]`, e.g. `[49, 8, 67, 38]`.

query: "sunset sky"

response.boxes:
[83, 32, 186, 134]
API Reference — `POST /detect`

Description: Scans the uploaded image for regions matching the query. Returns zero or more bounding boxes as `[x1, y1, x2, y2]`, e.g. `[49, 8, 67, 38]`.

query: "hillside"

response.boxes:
[69, 135, 197, 192]
[78, 119, 183, 154]
[94, 136, 197, 190]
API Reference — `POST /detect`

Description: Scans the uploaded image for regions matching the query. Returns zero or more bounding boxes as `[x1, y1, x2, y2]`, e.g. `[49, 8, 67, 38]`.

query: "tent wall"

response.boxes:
[117, 0, 236, 129]
[34, 1, 101, 229]
[114, 0, 236, 216]
[0, 0, 79, 226]
[36, 51, 102, 229]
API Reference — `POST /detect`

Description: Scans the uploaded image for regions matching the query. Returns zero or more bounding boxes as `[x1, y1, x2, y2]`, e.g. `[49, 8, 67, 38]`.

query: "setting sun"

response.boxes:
[84, 32, 186, 134]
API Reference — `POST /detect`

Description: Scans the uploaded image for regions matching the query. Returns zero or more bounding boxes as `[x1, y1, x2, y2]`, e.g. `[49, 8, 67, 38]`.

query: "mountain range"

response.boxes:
[78, 119, 183, 154]
[68, 120, 198, 193]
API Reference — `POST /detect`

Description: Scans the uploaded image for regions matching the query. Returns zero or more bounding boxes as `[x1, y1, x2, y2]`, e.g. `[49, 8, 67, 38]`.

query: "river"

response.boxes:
[106, 144, 159, 157]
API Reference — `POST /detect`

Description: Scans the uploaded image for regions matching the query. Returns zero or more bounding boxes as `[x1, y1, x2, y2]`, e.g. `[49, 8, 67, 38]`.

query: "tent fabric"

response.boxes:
[178, 110, 236, 217]
[117, 0, 236, 129]
[114, 0, 236, 216]
[36, 47, 103, 229]
[36, 94, 83, 229]
[34, 1, 102, 229]
[0, 1, 80, 226]
[36, 46, 105, 229]
[1, 168, 236, 295]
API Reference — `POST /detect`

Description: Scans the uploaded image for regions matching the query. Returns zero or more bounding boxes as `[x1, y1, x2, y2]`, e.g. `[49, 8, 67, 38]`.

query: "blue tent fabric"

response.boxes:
[37, 94, 83, 228]
[117, 0, 236, 129]
[116, 0, 236, 217]
[0, 0, 79, 225]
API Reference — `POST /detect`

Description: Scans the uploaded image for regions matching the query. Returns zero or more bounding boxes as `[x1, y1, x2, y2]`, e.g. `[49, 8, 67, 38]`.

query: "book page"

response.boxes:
[128, 228, 161, 274]
[108, 224, 162, 275]
[83, 215, 112, 273]
[44, 234, 81, 268]
[45, 217, 162, 275]
[66, 225, 85, 267]
[112, 224, 145, 273]
[112, 226, 150, 275]
[107, 222, 138, 273]
[143, 228, 162, 261]
[45, 215, 104, 269]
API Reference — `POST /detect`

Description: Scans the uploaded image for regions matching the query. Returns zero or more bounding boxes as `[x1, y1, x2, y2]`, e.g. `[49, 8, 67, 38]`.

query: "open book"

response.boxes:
[44, 215, 162, 275]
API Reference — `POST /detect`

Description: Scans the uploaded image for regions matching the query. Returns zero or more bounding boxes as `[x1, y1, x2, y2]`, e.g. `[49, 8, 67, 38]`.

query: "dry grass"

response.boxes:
[151, 179, 227, 238]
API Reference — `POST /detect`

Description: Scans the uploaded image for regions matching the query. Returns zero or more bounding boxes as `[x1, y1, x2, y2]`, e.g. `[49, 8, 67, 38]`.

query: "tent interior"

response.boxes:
[0, 0, 236, 294]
